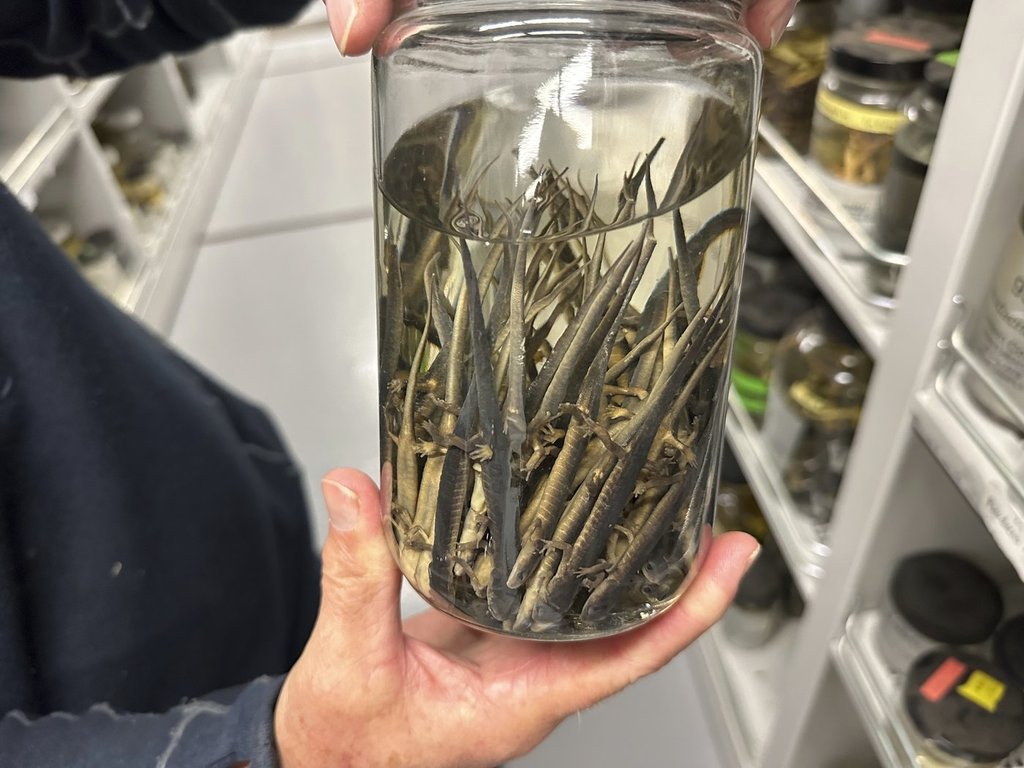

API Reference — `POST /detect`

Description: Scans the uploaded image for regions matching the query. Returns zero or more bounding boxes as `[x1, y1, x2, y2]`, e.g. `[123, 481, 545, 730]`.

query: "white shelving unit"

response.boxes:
[695, 623, 800, 768]
[751, 156, 889, 358]
[695, 1, 1024, 766]
[0, 31, 270, 335]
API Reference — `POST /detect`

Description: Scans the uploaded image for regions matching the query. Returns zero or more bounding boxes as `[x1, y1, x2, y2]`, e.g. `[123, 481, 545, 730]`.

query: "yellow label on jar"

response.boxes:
[788, 380, 862, 423]
[816, 89, 908, 135]
[957, 670, 1006, 713]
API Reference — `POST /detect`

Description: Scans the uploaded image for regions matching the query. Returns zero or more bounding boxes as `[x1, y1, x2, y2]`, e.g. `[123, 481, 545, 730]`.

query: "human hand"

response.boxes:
[324, 0, 798, 55]
[273, 467, 759, 768]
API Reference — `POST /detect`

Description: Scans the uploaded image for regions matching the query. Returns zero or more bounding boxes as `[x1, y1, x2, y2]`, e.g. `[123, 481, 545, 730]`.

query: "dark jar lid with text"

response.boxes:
[890, 552, 1003, 645]
[829, 18, 961, 82]
[904, 650, 1024, 765]
[736, 287, 815, 341]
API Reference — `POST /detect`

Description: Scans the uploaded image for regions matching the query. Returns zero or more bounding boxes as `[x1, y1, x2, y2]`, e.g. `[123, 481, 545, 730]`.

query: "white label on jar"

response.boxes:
[981, 478, 1024, 581]
[969, 223, 1024, 416]
[762, 380, 805, 467]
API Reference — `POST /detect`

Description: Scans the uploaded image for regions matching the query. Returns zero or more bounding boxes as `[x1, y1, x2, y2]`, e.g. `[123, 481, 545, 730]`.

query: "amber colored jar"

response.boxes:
[761, 0, 834, 153]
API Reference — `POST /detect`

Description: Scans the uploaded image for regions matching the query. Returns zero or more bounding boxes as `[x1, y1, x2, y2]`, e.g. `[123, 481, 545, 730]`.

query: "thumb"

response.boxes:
[325, 0, 395, 56]
[744, 0, 798, 49]
[313, 467, 404, 670]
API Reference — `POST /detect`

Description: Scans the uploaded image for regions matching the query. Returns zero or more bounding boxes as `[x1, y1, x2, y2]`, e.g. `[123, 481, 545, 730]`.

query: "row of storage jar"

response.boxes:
[732, 212, 873, 527]
[763, 0, 965, 294]
[880, 550, 1024, 767]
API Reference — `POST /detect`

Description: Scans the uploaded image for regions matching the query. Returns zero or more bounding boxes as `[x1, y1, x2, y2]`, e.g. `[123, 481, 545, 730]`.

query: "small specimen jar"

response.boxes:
[720, 541, 786, 648]
[761, 0, 834, 154]
[994, 614, 1024, 690]
[965, 206, 1024, 432]
[761, 306, 871, 524]
[372, 0, 761, 638]
[77, 230, 126, 297]
[903, 650, 1024, 767]
[809, 18, 958, 187]
[94, 107, 169, 212]
[871, 53, 956, 296]
[877, 552, 1003, 675]
[732, 286, 814, 422]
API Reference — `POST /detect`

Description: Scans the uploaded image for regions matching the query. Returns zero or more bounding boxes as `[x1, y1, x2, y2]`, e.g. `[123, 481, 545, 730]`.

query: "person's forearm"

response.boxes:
[0, 676, 283, 768]
[0, 0, 309, 79]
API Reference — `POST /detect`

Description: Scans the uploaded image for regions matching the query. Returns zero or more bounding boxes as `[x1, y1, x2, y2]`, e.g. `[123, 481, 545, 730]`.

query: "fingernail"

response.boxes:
[322, 479, 360, 532]
[745, 544, 762, 571]
[767, 2, 797, 48]
[335, 0, 360, 56]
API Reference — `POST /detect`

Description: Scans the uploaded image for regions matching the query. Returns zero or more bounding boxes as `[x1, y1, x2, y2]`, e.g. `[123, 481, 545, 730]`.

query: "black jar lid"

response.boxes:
[828, 18, 961, 82]
[733, 542, 786, 610]
[78, 230, 119, 267]
[995, 614, 1024, 689]
[737, 287, 815, 341]
[811, 303, 860, 349]
[890, 552, 1004, 644]
[904, 650, 1024, 764]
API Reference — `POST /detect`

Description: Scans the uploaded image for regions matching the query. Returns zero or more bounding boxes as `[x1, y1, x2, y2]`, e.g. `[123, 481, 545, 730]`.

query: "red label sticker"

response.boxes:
[864, 30, 932, 52]
[921, 657, 968, 703]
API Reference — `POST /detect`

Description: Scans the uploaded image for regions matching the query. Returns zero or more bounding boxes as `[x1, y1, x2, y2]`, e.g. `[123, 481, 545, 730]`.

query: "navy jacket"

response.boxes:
[0, 1, 319, 765]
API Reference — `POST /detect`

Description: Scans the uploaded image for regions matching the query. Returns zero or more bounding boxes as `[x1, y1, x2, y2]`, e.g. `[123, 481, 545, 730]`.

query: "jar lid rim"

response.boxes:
[828, 18, 961, 81]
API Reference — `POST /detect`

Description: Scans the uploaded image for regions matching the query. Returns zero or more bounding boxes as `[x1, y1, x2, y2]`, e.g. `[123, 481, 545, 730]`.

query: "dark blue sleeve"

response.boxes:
[0, 676, 284, 768]
[0, 0, 310, 78]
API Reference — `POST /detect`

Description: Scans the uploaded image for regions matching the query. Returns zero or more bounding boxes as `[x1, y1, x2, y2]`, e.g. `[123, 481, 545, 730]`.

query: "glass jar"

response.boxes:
[761, 306, 872, 524]
[732, 287, 815, 422]
[965, 206, 1024, 432]
[877, 551, 1003, 675]
[77, 230, 126, 297]
[871, 53, 956, 296]
[94, 107, 169, 212]
[720, 540, 787, 648]
[372, 0, 761, 639]
[39, 215, 83, 260]
[994, 615, 1024, 690]
[761, 0, 834, 154]
[903, 650, 1024, 767]
[810, 18, 959, 187]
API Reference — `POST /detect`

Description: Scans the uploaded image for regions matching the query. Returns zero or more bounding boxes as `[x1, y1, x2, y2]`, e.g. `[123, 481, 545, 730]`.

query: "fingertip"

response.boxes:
[744, 0, 796, 49]
[321, 468, 382, 534]
[326, 0, 394, 56]
[704, 530, 761, 579]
